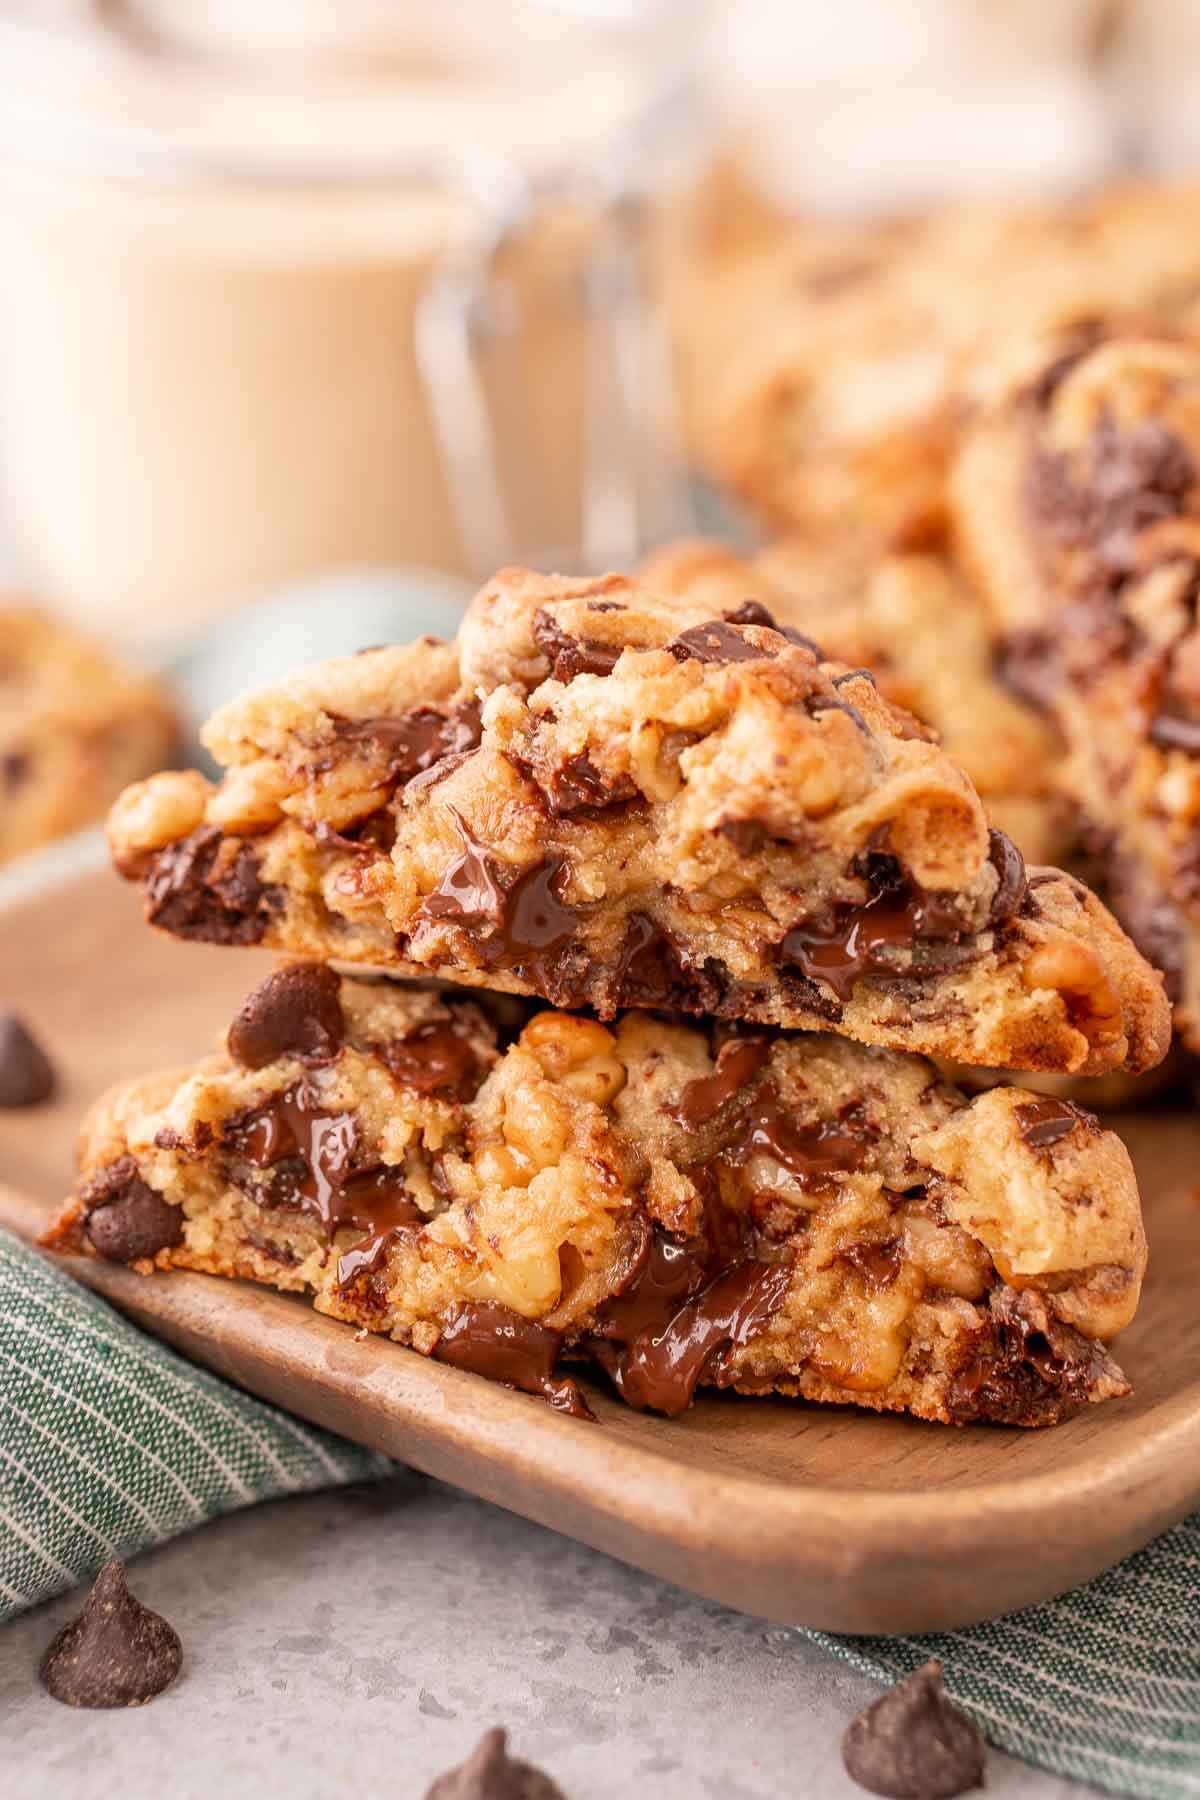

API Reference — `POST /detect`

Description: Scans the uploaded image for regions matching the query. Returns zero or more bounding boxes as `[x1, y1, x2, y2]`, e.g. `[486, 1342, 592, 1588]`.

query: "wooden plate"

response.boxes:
[3, 859, 1200, 1633]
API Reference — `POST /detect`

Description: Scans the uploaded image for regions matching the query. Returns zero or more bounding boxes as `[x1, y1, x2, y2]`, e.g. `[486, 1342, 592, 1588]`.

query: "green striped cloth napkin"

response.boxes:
[3, 1225, 1197, 1795]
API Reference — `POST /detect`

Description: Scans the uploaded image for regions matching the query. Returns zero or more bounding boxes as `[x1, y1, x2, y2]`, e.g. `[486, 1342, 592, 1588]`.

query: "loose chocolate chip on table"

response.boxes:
[40, 1561, 182, 1709]
[86, 1176, 184, 1263]
[842, 1661, 985, 1799]
[0, 1011, 56, 1107]
[425, 1727, 567, 1800]
[227, 963, 345, 1069]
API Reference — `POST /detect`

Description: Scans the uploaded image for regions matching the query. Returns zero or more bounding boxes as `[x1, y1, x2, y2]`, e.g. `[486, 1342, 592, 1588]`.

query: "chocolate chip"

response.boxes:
[1014, 1096, 1091, 1150]
[0, 1012, 56, 1106]
[667, 620, 774, 666]
[532, 610, 623, 682]
[425, 1727, 566, 1800]
[40, 1561, 182, 1709]
[722, 599, 823, 655]
[145, 827, 280, 946]
[85, 1171, 183, 1263]
[227, 964, 345, 1070]
[842, 1661, 985, 1800]
[434, 1303, 594, 1419]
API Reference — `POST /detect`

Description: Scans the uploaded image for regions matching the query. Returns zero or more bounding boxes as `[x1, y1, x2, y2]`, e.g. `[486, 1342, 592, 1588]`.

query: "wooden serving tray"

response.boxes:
[3, 861, 1200, 1633]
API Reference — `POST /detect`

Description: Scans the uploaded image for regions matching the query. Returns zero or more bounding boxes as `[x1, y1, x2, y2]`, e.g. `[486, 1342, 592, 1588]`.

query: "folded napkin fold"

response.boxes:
[2, 1226, 1196, 1797]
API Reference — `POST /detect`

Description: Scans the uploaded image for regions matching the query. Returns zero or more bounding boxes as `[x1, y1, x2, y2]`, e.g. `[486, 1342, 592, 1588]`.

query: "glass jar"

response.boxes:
[0, 2, 696, 642]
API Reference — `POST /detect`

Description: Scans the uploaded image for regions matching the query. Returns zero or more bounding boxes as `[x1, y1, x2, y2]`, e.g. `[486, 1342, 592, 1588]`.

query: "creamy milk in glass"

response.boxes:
[0, 2, 689, 641]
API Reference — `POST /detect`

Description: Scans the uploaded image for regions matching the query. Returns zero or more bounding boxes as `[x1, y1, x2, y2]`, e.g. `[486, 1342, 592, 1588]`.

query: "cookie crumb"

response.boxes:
[425, 1727, 566, 1799]
[0, 1011, 56, 1107]
[842, 1661, 985, 1799]
[40, 1560, 182, 1709]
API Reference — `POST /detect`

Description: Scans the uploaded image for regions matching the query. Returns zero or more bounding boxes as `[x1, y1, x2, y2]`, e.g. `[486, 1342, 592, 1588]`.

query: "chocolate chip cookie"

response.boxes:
[0, 606, 177, 865]
[43, 963, 1146, 1427]
[671, 175, 1200, 544]
[105, 568, 1168, 1076]
[951, 325, 1200, 1050]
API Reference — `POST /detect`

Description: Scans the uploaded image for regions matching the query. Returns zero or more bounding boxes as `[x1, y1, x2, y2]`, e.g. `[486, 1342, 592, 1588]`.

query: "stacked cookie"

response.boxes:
[44, 570, 1168, 1426]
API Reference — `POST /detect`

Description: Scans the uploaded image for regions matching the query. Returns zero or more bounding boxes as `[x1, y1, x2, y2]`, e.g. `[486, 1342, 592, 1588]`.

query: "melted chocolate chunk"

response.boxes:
[532, 610, 624, 682]
[145, 826, 279, 946]
[433, 1303, 594, 1419]
[987, 828, 1027, 927]
[0, 1011, 56, 1107]
[41, 1562, 182, 1710]
[842, 1661, 985, 1800]
[780, 873, 969, 1004]
[667, 619, 772, 666]
[589, 1254, 792, 1415]
[722, 599, 823, 656]
[380, 1017, 482, 1099]
[84, 1161, 183, 1263]
[832, 667, 878, 690]
[948, 1288, 1116, 1425]
[332, 700, 481, 787]
[225, 1083, 422, 1276]
[611, 913, 724, 1015]
[424, 1728, 567, 1800]
[226, 964, 345, 1071]
[1014, 1096, 1088, 1150]
[419, 812, 582, 995]
[541, 752, 639, 817]
[224, 1083, 358, 1231]
[333, 1172, 422, 1286]
[725, 1087, 869, 1191]
[670, 1034, 770, 1126]
[839, 1236, 902, 1292]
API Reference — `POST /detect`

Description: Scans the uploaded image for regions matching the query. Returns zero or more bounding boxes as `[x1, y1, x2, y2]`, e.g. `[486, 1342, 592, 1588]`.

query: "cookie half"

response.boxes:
[43, 964, 1146, 1428]
[106, 569, 1168, 1076]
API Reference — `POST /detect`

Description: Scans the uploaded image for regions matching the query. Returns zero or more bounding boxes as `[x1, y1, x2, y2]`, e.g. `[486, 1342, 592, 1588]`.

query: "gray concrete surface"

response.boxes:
[2, 1475, 1095, 1800]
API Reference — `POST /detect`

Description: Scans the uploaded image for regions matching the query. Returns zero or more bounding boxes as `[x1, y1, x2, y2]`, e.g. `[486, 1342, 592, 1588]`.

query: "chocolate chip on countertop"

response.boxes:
[40, 1561, 182, 1709]
[0, 1012, 56, 1107]
[425, 1728, 567, 1800]
[842, 1661, 985, 1800]
[86, 1177, 184, 1263]
[226, 963, 345, 1070]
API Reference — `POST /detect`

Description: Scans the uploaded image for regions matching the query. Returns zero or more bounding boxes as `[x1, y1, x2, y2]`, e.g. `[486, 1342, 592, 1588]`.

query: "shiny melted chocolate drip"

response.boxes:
[780, 831, 1025, 1004]
[671, 1035, 770, 1126]
[1014, 1096, 1084, 1150]
[586, 1235, 792, 1417]
[419, 810, 581, 988]
[223, 1082, 420, 1283]
[333, 700, 481, 788]
[433, 1303, 594, 1419]
[725, 1086, 869, 1192]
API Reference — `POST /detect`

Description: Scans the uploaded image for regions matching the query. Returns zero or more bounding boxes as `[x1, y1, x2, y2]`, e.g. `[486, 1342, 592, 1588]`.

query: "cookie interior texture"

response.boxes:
[105, 567, 1169, 1077]
[43, 964, 1146, 1428]
[952, 325, 1200, 1051]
